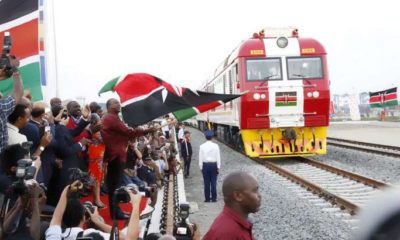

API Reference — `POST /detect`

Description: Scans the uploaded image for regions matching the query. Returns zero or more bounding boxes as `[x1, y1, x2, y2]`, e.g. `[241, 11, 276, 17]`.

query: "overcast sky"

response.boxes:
[51, 0, 400, 102]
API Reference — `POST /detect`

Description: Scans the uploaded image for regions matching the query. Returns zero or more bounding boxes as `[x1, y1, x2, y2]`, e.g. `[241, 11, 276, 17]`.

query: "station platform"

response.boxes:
[328, 121, 400, 147]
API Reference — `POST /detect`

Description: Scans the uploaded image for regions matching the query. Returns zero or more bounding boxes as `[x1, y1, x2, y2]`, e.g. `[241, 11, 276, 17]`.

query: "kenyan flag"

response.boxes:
[275, 91, 297, 107]
[0, 0, 44, 101]
[369, 87, 399, 108]
[99, 73, 242, 126]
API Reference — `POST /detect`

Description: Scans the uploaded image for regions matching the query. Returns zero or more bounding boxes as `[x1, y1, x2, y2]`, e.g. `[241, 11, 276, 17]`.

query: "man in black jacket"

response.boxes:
[180, 130, 192, 178]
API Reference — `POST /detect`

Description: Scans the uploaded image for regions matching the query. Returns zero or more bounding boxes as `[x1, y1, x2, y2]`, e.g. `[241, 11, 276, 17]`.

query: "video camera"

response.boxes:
[115, 183, 156, 203]
[174, 203, 193, 240]
[11, 158, 37, 196]
[0, 32, 17, 78]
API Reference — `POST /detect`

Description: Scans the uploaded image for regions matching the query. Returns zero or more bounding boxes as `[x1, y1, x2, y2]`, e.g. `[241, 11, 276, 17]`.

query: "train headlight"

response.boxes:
[312, 91, 320, 98]
[277, 37, 288, 48]
[260, 94, 266, 99]
[307, 92, 312, 98]
[253, 93, 261, 100]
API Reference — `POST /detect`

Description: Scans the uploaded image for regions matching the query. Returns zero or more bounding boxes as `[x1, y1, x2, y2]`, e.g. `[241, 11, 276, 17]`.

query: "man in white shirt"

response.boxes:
[199, 130, 221, 202]
[161, 114, 170, 139]
[177, 123, 185, 143]
[7, 104, 29, 145]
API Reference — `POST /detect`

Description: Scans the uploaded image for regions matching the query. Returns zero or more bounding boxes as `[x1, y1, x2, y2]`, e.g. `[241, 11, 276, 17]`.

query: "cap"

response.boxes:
[184, 130, 190, 135]
[204, 130, 214, 138]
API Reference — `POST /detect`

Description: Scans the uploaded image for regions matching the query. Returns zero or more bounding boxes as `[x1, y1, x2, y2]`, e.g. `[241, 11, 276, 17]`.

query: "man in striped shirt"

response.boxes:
[0, 61, 24, 154]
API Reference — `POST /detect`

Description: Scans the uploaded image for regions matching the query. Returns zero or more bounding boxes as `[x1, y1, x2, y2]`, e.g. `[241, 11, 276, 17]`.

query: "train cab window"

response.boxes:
[246, 58, 282, 81]
[287, 57, 323, 80]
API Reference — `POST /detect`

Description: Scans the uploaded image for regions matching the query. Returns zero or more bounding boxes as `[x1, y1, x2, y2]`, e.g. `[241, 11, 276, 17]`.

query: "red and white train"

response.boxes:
[197, 27, 330, 158]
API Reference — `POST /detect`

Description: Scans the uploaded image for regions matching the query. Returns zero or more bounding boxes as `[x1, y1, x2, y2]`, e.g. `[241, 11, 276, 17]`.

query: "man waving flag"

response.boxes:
[99, 73, 243, 126]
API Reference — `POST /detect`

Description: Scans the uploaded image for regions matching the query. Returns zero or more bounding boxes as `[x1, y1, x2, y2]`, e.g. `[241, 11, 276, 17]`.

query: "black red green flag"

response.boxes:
[369, 87, 398, 108]
[99, 73, 243, 126]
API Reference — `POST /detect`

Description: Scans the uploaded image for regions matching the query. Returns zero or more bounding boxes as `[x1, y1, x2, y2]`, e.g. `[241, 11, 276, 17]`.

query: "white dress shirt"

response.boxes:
[199, 140, 221, 170]
[61, 227, 110, 240]
[7, 123, 27, 145]
[161, 119, 169, 132]
[178, 128, 184, 141]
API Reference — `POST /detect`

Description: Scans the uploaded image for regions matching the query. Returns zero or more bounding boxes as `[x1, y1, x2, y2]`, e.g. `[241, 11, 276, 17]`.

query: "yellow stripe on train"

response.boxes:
[241, 127, 327, 158]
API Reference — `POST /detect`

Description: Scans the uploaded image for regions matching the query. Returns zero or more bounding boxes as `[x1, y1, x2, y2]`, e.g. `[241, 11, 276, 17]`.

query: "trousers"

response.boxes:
[202, 162, 218, 201]
[106, 157, 124, 217]
[183, 156, 192, 176]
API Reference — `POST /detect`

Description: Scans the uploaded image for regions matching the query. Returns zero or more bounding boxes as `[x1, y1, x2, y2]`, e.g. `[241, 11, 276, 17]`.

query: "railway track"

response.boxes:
[327, 137, 400, 158]
[254, 157, 390, 215]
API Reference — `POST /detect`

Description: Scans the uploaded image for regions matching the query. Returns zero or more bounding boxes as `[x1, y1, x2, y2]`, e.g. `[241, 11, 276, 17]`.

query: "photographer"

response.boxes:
[45, 181, 142, 240]
[0, 144, 45, 240]
[2, 181, 45, 240]
[0, 53, 24, 155]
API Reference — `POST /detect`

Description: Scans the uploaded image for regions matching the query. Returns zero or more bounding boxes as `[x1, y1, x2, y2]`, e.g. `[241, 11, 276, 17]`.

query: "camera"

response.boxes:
[69, 168, 92, 187]
[62, 109, 68, 119]
[138, 185, 155, 198]
[0, 32, 17, 78]
[21, 141, 33, 154]
[11, 159, 37, 196]
[174, 203, 192, 240]
[115, 184, 137, 203]
[83, 201, 95, 219]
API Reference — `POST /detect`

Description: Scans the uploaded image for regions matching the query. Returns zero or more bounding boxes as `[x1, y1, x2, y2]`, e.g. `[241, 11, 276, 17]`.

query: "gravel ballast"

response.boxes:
[184, 127, 353, 239]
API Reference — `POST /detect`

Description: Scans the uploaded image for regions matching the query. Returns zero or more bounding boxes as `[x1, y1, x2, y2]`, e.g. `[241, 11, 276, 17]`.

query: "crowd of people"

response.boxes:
[0, 57, 266, 240]
[0, 61, 193, 239]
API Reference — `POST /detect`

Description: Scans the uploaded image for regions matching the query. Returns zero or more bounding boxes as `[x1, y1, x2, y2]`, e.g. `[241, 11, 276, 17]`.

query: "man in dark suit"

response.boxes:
[46, 105, 90, 206]
[101, 98, 156, 219]
[180, 130, 192, 178]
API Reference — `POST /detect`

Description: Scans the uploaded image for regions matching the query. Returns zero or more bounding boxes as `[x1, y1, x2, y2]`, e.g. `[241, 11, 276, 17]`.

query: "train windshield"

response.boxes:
[246, 58, 282, 81]
[287, 57, 323, 80]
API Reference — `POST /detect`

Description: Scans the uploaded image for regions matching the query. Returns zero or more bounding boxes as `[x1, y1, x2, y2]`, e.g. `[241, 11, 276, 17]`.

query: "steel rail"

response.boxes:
[328, 137, 400, 152]
[256, 158, 359, 215]
[254, 157, 390, 215]
[328, 137, 400, 158]
[298, 157, 390, 189]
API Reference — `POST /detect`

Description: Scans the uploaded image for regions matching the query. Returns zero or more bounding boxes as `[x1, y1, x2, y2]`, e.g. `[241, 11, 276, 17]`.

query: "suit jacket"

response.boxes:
[180, 139, 192, 158]
[101, 112, 149, 163]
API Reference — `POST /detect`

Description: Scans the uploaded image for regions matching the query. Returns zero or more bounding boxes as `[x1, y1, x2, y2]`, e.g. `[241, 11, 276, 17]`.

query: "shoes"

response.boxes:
[114, 209, 130, 220]
[204, 200, 210, 203]
[94, 202, 106, 209]
[211, 199, 217, 202]
[140, 205, 154, 220]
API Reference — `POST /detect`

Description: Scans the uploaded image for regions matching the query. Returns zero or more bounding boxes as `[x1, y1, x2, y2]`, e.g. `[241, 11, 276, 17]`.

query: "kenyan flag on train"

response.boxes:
[98, 73, 242, 126]
[369, 87, 399, 108]
[275, 91, 297, 107]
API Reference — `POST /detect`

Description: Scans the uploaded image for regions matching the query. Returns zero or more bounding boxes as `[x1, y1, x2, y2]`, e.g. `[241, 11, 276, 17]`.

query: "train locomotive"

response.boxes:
[197, 27, 330, 158]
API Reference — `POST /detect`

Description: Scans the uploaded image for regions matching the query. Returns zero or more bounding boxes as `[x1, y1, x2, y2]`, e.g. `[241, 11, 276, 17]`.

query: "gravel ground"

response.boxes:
[321, 121, 400, 184]
[184, 127, 353, 240]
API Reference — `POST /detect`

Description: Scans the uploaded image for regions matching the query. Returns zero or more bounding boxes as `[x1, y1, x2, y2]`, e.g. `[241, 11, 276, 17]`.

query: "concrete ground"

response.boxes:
[183, 128, 224, 238]
[329, 121, 400, 147]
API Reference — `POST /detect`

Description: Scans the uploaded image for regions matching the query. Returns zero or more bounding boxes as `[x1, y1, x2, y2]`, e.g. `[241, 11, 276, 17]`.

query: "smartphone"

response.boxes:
[45, 126, 51, 133]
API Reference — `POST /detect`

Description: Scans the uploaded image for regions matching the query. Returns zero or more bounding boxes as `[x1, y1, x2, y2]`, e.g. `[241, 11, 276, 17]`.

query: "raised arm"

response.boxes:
[11, 72, 23, 104]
